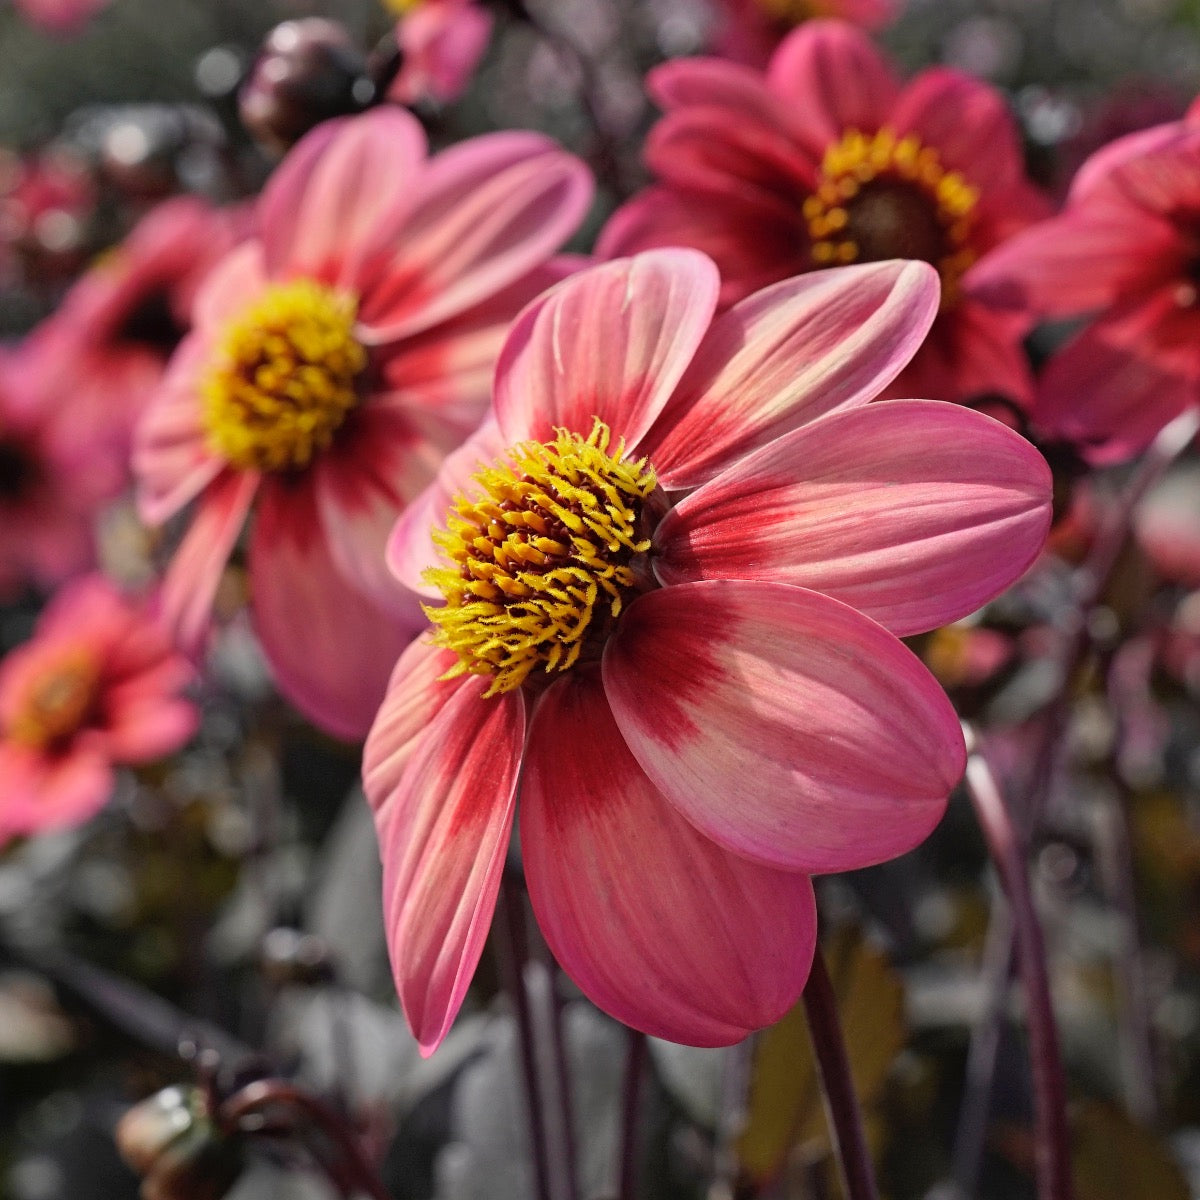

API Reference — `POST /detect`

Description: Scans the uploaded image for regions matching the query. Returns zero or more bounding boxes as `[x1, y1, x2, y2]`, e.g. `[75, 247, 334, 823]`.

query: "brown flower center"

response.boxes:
[8, 647, 101, 751]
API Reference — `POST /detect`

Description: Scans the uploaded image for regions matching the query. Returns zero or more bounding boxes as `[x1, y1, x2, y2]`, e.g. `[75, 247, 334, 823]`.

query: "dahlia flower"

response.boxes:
[0, 576, 197, 845]
[384, 0, 493, 107]
[599, 19, 1047, 407]
[712, 0, 896, 69]
[134, 107, 591, 740]
[364, 249, 1053, 1053]
[972, 119, 1200, 464]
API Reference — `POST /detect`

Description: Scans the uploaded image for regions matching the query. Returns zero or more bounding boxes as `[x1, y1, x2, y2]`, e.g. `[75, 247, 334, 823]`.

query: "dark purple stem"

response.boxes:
[221, 1079, 391, 1200]
[962, 727, 1073, 1200]
[801, 946, 879, 1200]
[496, 880, 555, 1200]
[617, 1028, 646, 1200]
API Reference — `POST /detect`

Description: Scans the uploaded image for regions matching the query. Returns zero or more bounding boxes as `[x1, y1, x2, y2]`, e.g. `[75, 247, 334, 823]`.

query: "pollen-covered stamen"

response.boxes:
[202, 279, 367, 473]
[804, 128, 980, 308]
[425, 419, 659, 697]
[8, 648, 100, 751]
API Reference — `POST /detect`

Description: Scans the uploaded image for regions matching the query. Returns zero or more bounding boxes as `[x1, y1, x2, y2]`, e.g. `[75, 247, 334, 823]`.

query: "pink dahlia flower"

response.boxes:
[25, 196, 242, 474]
[972, 119, 1200, 465]
[0, 576, 197, 845]
[365, 249, 1053, 1053]
[599, 20, 1048, 408]
[134, 107, 592, 740]
[712, 0, 896, 70]
[385, 0, 493, 107]
[0, 345, 123, 599]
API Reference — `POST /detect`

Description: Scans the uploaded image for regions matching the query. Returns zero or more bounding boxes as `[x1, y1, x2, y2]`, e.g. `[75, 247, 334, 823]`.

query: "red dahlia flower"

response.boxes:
[599, 19, 1047, 408]
[365, 250, 1052, 1054]
[134, 107, 591, 740]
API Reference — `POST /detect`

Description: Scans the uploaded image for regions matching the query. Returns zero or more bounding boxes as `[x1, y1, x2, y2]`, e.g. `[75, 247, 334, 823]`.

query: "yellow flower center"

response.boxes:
[382, 0, 424, 14]
[202, 280, 366, 473]
[754, 0, 823, 23]
[804, 128, 980, 308]
[8, 648, 100, 751]
[424, 420, 659, 697]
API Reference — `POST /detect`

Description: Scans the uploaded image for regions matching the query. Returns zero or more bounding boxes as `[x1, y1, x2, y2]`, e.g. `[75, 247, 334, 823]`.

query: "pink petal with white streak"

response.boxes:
[522, 671, 817, 1045]
[604, 580, 963, 873]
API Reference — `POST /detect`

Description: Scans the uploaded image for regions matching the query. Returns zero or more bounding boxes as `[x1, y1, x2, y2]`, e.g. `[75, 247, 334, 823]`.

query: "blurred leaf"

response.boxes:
[1073, 1101, 1189, 1200]
[737, 927, 905, 1184]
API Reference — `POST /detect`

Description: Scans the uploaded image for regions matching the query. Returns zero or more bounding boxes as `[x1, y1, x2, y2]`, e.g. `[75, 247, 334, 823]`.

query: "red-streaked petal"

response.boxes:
[159, 470, 258, 656]
[521, 671, 817, 1045]
[654, 401, 1051, 636]
[603, 580, 963, 873]
[259, 108, 428, 282]
[359, 134, 593, 342]
[134, 333, 225, 526]
[891, 68, 1025, 188]
[765, 21, 899, 149]
[644, 259, 940, 489]
[387, 417, 508, 598]
[374, 680, 524, 1055]
[362, 636, 462, 814]
[493, 250, 721, 446]
[249, 481, 425, 741]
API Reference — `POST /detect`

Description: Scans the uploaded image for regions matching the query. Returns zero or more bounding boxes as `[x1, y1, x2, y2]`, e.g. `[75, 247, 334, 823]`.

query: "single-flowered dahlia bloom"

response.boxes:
[364, 249, 1053, 1054]
[384, 0, 493, 108]
[0, 575, 197, 845]
[971, 114, 1200, 465]
[599, 20, 1048, 408]
[134, 107, 591, 740]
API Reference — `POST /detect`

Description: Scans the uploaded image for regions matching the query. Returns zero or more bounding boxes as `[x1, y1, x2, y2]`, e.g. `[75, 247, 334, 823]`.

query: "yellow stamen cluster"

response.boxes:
[754, 0, 819, 22]
[804, 127, 980, 305]
[8, 648, 100, 751]
[203, 280, 366, 473]
[425, 420, 658, 697]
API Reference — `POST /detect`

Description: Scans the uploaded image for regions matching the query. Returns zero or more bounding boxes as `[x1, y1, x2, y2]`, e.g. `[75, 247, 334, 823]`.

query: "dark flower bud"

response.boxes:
[239, 19, 372, 155]
[116, 1086, 243, 1200]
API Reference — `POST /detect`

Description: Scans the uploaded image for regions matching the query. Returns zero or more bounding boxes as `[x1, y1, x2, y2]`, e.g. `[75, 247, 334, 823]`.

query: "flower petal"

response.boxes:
[191, 242, 269, 334]
[249, 481, 425, 740]
[649, 55, 795, 126]
[643, 259, 940, 489]
[259, 108, 429, 282]
[603, 580, 963, 873]
[373, 679, 524, 1055]
[521, 671, 817, 1045]
[159, 470, 258, 656]
[493, 250, 721, 446]
[765, 21, 899, 149]
[654, 401, 1051, 635]
[359, 134, 593, 342]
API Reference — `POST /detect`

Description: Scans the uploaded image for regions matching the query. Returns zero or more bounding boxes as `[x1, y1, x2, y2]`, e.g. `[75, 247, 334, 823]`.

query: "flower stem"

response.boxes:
[962, 727, 1073, 1200]
[617, 1028, 646, 1200]
[801, 945, 879, 1200]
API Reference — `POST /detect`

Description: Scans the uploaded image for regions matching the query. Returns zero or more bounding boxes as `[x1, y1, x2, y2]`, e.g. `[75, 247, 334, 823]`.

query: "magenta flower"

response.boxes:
[972, 121, 1200, 464]
[12, 0, 110, 34]
[599, 20, 1047, 408]
[0, 576, 197, 845]
[385, 0, 493, 107]
[134, 107, 591, 740]
[712, 0, 896, 69]
[364, 250, 1053, 1054]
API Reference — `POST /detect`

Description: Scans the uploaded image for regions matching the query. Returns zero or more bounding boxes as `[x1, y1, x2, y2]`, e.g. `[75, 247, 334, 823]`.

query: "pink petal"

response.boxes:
[1069, 119, 1187, 202]
[596, 187, 804, 307]
[313, 405, 449, 615]
[134, 333, 226, 526]
[521, 672, 817, 1045]
[259, 108, 429, 283]
[765, 21, 899, 150]
[387, 416, 509, 598]
[890, 68, 1025, 188]
[1033, 300, 1200, 466]
[653, 401, 1051, 636]
[966, 199, 1182, 319]
[359, 134, 593, 342]
[159, 470, 259, 656]
[648, 56, 794, 126]
[2, 745, 114, 838]
[643, 259, 940, 489]
[250, 481, 426, 741]
[191, 242, 269, 334]
[102, 700, 198, 763]
[374, 680, 524, 1055]
[603, 580, 963, 873]
[493, 250, 721, 446]
[362, 636, 463, 814]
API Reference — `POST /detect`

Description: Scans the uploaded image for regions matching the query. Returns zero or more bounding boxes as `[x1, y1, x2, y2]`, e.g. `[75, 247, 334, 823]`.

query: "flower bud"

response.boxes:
[239, 19, 372, 155]
[116, 1086, 243, 1200]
